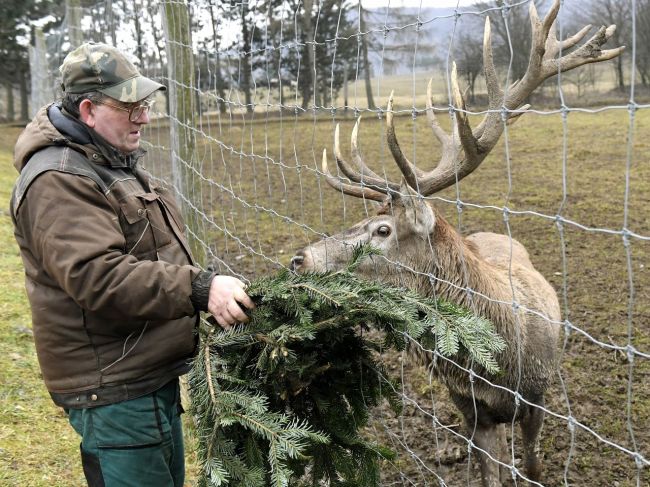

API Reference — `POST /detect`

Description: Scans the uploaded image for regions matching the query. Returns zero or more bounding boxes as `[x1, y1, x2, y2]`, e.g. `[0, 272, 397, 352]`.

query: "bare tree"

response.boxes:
[358, 1, 375, 110]
[238, 0, 254, 113]
[297, 0, 315, 110]
[563, 63, 597, 98]
[454, 30, 483, 103]
[573, 0, 631, 90]
[473, 1, 534, 83]
[132, 0, 144, 70]
[144, 0, 165, 72]
[106, 0, 118, 46]
[207, 0, 227, 112]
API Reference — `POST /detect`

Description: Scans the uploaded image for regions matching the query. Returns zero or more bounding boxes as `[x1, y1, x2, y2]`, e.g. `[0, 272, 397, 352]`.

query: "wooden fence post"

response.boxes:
[65, 0, 83, 48]
[161, 0, 205, 265]
[28, 27, 51, 117]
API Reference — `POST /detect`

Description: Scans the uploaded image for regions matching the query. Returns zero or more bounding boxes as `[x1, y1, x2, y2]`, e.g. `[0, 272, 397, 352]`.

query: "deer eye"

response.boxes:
[375, 225, 391, 237]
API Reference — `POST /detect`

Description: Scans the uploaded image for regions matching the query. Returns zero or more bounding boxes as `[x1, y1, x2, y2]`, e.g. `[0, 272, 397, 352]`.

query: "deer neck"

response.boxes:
[430, 216, 514, 326]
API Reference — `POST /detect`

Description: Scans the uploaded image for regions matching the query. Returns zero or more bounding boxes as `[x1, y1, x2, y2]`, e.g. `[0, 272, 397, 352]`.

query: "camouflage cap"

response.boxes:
[59, 42, 165, 102]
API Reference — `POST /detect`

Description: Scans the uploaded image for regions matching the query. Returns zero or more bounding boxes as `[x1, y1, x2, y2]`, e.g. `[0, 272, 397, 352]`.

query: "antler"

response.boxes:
[322, 0, 624, 199]
[320, 119, 401, 202]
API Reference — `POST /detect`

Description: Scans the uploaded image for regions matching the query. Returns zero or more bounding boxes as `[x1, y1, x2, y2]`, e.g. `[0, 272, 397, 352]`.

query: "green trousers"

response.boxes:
[67, 379, 185, 487]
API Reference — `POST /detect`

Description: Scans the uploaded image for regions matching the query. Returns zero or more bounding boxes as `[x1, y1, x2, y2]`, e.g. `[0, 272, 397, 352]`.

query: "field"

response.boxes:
[146, 92, 650, 486]
[1, 88, 649, 485]
[0, 126, 85, 485]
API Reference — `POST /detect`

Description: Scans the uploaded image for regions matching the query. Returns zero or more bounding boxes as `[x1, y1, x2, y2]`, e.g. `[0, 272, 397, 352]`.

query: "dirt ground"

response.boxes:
[143, 102, 650, 486]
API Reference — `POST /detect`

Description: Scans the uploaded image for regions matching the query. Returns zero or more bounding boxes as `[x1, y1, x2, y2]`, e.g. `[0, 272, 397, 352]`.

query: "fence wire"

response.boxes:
[30, 0, 650, 485]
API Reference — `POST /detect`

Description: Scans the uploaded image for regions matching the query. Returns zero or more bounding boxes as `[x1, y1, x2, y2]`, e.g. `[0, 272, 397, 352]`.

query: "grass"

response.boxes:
[0, 126, 85, 486]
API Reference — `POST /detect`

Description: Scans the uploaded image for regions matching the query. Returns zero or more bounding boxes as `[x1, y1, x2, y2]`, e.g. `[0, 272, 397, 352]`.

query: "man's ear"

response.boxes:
[396, 180, 435, 236]
[78, 99, 96, 128]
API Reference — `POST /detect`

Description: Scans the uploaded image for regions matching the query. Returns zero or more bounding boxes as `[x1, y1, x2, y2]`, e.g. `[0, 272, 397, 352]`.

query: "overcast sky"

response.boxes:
[364, 0, 476, 7]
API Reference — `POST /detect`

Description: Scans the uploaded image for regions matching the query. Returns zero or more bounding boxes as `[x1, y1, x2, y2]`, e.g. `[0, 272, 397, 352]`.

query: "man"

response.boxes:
[10, 42, 254, 486]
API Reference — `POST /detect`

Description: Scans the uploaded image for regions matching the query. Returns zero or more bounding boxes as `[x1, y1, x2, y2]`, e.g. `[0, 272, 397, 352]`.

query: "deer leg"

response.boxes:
[472, 423, 502, 487]
[520, 400, 545, 481]
[496, 423, 510, 483]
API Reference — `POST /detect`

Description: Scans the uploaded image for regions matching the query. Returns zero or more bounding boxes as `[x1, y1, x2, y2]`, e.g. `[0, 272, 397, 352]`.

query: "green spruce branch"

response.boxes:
[190, 245, 506, 486]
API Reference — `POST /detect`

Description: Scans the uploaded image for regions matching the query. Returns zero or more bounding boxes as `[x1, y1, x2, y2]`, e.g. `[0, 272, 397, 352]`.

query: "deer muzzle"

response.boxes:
[290, 251, 306, 272]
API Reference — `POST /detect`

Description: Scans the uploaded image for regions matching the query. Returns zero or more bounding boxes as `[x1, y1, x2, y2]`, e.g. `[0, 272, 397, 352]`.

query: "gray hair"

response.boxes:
[61, 91, 107, 118]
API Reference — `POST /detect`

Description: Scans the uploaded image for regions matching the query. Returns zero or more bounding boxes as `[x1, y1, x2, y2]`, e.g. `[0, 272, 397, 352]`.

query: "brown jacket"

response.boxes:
[11, 104, 203, 408]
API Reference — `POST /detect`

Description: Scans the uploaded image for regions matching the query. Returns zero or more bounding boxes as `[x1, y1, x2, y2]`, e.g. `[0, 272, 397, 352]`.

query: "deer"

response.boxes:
[290, 2, 623, 486]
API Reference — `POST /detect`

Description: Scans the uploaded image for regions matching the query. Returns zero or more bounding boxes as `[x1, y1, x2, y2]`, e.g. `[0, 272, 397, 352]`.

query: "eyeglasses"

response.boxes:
[95, 98, 156, 122]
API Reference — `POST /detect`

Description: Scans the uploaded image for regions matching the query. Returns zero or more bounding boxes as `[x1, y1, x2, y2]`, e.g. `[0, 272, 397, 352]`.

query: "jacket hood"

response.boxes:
[14, 103, 145, 173]
[14, 104, 68, 173]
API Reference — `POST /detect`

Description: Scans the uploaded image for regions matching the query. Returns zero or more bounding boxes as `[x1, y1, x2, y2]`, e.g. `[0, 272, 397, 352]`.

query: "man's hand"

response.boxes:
[207, 275, 255, 329]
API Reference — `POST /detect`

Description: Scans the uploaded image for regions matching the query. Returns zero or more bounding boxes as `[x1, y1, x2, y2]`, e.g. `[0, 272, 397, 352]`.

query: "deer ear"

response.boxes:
[397, 181, 435, 235]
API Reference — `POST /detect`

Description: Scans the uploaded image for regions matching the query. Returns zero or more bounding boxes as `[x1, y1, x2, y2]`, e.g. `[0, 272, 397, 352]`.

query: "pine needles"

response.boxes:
[189, 245, 506, 486]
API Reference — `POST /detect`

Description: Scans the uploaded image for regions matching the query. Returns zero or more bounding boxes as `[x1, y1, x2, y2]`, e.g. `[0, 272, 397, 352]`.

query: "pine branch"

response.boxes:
[190, 245, 506, 486]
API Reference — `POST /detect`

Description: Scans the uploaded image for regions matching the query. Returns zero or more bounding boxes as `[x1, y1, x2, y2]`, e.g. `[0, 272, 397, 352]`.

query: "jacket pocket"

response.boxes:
[119, 192, 172, 258]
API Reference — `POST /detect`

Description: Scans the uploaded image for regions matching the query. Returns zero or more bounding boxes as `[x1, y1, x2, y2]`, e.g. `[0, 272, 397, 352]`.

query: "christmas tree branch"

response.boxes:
[190, 245, 506, 486]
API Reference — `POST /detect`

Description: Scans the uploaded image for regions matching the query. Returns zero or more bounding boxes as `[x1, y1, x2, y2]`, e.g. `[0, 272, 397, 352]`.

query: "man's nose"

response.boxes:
[134, 108, 151, 124]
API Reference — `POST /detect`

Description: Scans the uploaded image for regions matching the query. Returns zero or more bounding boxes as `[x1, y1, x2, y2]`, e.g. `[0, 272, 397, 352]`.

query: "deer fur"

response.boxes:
[292, 186, 560, 485]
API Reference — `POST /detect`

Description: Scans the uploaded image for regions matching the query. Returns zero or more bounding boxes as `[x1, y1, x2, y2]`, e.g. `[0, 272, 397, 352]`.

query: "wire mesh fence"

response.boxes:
[28, 0, 650, 485]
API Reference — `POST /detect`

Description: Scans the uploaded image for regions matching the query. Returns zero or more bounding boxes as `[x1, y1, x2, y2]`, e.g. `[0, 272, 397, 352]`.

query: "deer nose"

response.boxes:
[290, 253, 304, 271]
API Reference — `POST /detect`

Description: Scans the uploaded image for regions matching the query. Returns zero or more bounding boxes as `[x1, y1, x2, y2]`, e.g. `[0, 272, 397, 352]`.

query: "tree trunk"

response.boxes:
[300, 0, 314, 110]
[66, 0, 83, 48]
[616, 57, 625, 90]
[20, 68, 29, 122]
[359, 5, 375, 110]
[343, 62, 349, 113]
[29, 27, 51, 116]
[240, 2, 253, 113]
[147, 0, 165, 66]
[6, 81, 15, 122]
[146, 0, 169, 113]
[641, 69, 649, 87]
[469, 72, 477, 104]
[133, 0, 145, 71]
[208, 2, 226, 113]
[106, 0, 117, 46]
[313, 75, 320, 108]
